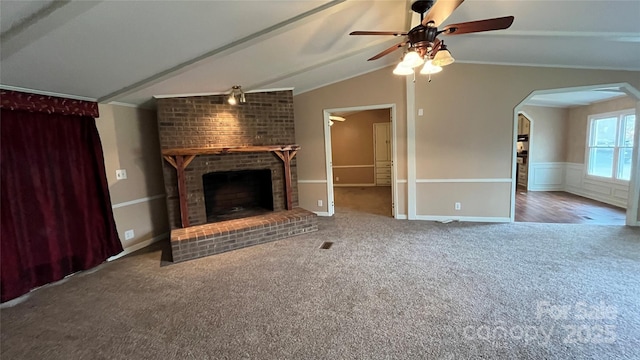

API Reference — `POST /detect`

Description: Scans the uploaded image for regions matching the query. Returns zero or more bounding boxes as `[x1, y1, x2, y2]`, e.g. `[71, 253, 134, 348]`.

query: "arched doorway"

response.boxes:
[511, 83, 640, 225]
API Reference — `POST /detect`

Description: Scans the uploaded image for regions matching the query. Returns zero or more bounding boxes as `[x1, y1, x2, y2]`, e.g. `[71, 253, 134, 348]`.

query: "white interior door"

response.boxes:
[374, 122, 391, 186]
[374, 122, 391, 161]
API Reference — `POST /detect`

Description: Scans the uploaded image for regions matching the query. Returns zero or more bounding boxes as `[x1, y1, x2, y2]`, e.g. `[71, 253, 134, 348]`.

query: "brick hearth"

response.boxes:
[171, 208, 317, 262]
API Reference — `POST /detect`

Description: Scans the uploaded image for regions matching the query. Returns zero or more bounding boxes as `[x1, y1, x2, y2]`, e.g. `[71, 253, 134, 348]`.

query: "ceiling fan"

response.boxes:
[350, 0, 514, 69]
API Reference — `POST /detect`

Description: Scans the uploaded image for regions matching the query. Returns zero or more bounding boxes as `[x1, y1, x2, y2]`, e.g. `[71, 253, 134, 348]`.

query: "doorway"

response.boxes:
[323, 104, 397, 217]
[515, 112, 531, 191]
[512, 83, 640, 225]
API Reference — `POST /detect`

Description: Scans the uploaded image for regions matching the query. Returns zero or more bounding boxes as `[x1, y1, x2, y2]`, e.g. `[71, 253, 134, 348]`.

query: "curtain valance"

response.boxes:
[0, 90, 99, 118]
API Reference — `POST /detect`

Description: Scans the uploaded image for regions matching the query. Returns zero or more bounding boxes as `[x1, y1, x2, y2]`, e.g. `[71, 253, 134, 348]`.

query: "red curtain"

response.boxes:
[1, 108, 122, 302]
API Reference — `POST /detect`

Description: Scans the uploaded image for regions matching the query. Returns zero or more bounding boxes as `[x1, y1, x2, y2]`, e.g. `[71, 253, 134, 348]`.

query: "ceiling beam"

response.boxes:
[98, 0, 347, 104]
[1, 1, 103, 60]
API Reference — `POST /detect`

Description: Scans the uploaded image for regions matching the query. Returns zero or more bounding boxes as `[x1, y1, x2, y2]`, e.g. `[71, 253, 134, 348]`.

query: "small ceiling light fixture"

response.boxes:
[227, 85, 246, 105]
[329, 115, 346, 122]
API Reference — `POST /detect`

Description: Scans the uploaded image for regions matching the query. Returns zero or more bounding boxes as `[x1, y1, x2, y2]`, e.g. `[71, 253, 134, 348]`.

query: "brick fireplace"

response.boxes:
[157, 90, 317, 262]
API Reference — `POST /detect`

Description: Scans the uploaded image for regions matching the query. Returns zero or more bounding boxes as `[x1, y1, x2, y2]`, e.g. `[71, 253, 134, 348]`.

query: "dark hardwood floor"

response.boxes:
[515, 189, 626, 225]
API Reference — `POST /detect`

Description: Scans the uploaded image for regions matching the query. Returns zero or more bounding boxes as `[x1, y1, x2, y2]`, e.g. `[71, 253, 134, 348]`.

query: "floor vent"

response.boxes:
[320, 241, 333, 249]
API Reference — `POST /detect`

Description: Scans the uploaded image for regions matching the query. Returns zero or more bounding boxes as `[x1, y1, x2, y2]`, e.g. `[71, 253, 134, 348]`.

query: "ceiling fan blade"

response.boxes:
[422, 0, 464, 27]
[350, 31, 407, 36]
[368, 41, 407, 61]
[442, 16, 514, 35]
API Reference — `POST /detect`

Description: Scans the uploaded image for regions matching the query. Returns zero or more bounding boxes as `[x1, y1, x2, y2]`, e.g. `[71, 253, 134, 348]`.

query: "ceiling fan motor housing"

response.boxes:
[408, 25, 439, 56]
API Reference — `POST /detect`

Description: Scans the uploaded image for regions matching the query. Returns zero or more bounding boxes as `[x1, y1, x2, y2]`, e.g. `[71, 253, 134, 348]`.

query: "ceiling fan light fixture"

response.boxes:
[432, 44, 455, 67]
[420, 60, 442, 75]
[393, 63, 414, 75]
[400, 50, 424, 68]
[351, 2, 515, 82]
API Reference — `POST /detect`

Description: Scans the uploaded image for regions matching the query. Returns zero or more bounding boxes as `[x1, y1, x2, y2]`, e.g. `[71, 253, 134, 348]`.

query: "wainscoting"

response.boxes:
[565, 163, 628, 208]
[527, 162, 629, 209]
[527, 162, 565, 191]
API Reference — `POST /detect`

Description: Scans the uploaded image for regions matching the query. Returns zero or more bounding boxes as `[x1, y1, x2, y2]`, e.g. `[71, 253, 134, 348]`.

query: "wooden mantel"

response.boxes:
[162, 145, 299, 156]
[162, 145, 300, 228]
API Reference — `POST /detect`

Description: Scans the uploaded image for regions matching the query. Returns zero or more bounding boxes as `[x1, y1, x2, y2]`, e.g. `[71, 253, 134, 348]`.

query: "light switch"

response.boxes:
[418, 108, 424, 116]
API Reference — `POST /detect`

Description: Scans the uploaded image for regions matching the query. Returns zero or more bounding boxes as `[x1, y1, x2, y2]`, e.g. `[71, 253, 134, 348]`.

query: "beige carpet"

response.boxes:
[2, 208, 639, 359]
[334, 186, 392, 216]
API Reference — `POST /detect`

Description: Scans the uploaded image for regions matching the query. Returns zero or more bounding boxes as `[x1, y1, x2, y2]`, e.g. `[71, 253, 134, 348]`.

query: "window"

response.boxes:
[587, 109, 636, 181]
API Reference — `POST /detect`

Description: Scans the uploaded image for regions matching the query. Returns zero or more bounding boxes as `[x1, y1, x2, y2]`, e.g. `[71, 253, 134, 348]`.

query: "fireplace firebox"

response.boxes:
[203, 169, 274, 223]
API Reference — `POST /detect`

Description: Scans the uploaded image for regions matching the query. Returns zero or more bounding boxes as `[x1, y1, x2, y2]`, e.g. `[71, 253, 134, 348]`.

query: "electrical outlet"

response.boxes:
[336, 177, 339, 182]
[116, 169, 127, 180]
[317, 200, 323, 207]
[124, 229, 134, 240]
[418, 108, 424, 116]
[455, 202, 461, 211]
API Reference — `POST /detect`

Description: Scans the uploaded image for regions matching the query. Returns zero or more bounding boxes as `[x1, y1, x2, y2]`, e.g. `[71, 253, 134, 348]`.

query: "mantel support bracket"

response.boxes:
[163, 154, 196, 228]
[272, 149, 298, 210]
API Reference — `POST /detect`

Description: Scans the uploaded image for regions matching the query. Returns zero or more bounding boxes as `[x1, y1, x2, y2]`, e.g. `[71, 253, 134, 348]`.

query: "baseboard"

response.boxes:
[0, 293, 31, 308]
[415, 215, 511, 223]
[395, 214, 407, 219]
[108, 232, 169, 261]
[334, 183, 376, 187]
[528, 185, 565, 191]
[314, 211, 332, 217]
[565, 186, 627, 209]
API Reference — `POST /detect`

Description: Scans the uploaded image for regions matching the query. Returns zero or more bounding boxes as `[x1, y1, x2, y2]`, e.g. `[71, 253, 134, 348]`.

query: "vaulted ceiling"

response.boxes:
[1, 0, 639, 107]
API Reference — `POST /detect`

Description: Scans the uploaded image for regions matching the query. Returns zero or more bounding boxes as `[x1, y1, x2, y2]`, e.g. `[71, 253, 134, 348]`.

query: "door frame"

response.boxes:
[516, 111, 534, 190]
[323, 104, 398, 217]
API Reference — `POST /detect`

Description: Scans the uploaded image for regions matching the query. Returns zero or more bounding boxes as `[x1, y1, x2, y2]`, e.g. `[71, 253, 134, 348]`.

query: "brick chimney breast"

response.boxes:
[157, 90, 298, 229]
